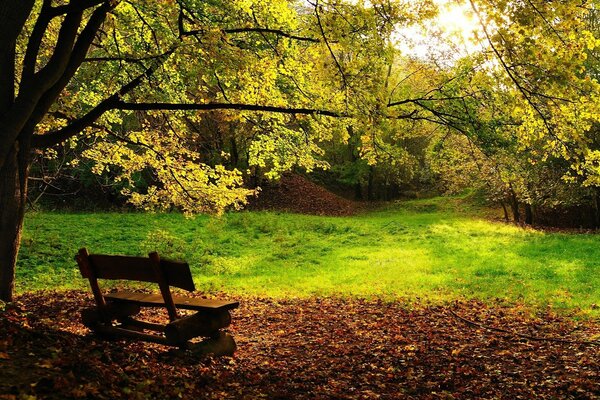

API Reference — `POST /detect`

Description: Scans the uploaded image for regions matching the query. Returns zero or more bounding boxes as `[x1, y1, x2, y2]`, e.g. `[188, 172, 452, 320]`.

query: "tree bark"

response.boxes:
[354, 182, 363, 200]
[229, 136, 239, 168]
[367, 166, 374, 201]
[500, 201, 509, 222]
[0, 140, 29, 301]
[524, 203, 533, 225]
[510, 201, 520, 223]
[593, 188, 600, 229]
[508, 186, 520, 223]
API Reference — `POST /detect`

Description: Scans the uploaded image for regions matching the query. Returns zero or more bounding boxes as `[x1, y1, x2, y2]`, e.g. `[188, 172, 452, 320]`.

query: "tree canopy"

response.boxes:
[1, 0, 600, 300]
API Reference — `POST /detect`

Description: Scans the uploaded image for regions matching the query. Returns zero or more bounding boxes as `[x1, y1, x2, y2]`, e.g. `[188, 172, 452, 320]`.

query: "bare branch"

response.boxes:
[388, 96, 475, 108]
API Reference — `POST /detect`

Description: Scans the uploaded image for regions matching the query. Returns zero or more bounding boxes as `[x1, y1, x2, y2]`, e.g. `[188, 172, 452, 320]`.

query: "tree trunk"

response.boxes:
[229, 136, 239, 168]
[0, 0, 34, 302]
[0, 140, 29, 302]
[354, 182, 363, 200]
[593, 188, 600, 229]
[510, 201, 520, 223]
[524, 203, 533, 225]
[500, 201, 509, 222]
[367, 165, 374, 201]
[508, 186, 520, 223]
[347, 125, 362, 201]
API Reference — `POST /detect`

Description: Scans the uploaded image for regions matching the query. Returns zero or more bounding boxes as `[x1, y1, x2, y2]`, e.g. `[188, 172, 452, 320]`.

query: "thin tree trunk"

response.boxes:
[500, 201, 509, 222]
[347, 125, 362, 200]
[0, 140, 29, 301]
[593, 188, 600, 229]
[511, 201, 520, 223]
[524, 203, 533, 225]
[229, 136, 239, 168]
[367, 165, 374, 201]
[508, 185, 520, 223]
[354, 182, 363, 200]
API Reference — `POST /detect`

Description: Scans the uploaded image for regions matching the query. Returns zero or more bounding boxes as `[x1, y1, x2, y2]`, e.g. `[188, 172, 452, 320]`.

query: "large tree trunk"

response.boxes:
[0, 0, 34, 301]
[0, 140, 29, 301]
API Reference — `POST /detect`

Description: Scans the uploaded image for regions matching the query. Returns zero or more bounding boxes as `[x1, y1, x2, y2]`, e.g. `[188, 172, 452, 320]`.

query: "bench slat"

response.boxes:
[84, 255, 195, 292]
[105, 291, 239, 312]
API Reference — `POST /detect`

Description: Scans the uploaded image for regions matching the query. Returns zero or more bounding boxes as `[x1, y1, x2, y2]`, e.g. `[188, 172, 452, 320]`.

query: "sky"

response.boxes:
[395, 0, 483, 62]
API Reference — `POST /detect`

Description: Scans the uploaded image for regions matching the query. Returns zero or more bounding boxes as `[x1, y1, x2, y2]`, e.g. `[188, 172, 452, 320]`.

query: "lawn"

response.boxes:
[18, 197, 600, 317]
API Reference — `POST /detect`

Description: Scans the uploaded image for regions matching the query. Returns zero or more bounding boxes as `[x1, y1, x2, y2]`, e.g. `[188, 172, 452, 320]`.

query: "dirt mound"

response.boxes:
[248, 174, 359, 216]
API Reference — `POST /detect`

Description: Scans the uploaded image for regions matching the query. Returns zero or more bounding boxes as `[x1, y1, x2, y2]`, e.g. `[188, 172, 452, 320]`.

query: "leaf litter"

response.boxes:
[1, 291, 599, 399]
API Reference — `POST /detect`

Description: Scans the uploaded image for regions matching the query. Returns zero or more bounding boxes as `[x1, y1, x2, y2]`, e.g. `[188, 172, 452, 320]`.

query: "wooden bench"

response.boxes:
[76, 248, 239, 356]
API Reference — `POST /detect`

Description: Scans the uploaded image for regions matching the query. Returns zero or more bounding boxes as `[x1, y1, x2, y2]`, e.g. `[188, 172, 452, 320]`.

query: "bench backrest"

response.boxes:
[81, 254, 195, 291]
[76, 248, 195, 321]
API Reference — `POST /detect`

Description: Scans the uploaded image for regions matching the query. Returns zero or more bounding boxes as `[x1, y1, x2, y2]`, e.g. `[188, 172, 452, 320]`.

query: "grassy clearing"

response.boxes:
[18, 197, 600, 317]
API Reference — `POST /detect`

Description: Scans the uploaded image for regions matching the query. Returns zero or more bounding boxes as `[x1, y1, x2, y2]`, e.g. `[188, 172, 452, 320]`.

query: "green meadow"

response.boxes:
[18, 198, 600, 317]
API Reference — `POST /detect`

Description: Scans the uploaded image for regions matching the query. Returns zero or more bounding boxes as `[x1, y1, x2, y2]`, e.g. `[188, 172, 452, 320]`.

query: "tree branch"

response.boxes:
[0, 0, 34, 111]
[48, 0, 108, 17]
[21, 0, 52, 84]
[25, 1, 120, 141]
[0, 0, 35, 47]
[29, 2, 83, 93]
[468, 0, 554, 133]
[180, 27, 320, 43]
[84, 51, 172, 63]
[388, 96, 474, 108]
[223, 28, 319, 43]
[313, 0, 348, 89]
[33, 99, 344, 149]
[113, 101, 343, 117]
[32, 54, 170, 149]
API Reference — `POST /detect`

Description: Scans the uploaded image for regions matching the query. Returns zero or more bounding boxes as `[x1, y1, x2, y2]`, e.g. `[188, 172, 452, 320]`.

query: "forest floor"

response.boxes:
[1, 291, 599, 399]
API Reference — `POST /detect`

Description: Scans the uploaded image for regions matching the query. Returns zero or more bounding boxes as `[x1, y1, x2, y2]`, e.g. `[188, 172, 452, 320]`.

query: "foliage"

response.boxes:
[411, 0, 600, 224]
[26, 0, 600, 215]
[22, 0, 439, 212]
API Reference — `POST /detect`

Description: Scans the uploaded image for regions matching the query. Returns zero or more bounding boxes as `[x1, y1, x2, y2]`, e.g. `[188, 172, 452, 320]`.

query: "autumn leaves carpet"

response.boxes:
[1, 292, 599, 399]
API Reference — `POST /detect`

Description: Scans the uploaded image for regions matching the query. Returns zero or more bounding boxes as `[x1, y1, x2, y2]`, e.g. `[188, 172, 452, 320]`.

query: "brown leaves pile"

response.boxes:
[1, 292, 599, 399]
[248, 174, 359, 216]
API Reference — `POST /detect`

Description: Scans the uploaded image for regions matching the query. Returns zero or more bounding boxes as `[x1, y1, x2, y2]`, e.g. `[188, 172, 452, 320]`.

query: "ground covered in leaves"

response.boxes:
[1, 291, 599, 399]
[248, 174, 360, 216]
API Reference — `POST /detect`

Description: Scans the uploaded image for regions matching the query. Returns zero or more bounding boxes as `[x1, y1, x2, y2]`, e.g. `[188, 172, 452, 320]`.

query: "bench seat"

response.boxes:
[105, 291, 239, 312]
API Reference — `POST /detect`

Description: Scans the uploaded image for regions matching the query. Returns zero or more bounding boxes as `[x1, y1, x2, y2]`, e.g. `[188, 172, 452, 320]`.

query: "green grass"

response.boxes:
[17, 197, 600, 317]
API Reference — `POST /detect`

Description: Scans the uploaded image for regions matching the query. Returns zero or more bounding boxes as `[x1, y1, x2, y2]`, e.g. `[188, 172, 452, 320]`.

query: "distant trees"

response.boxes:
[423, 0, 600, 226]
